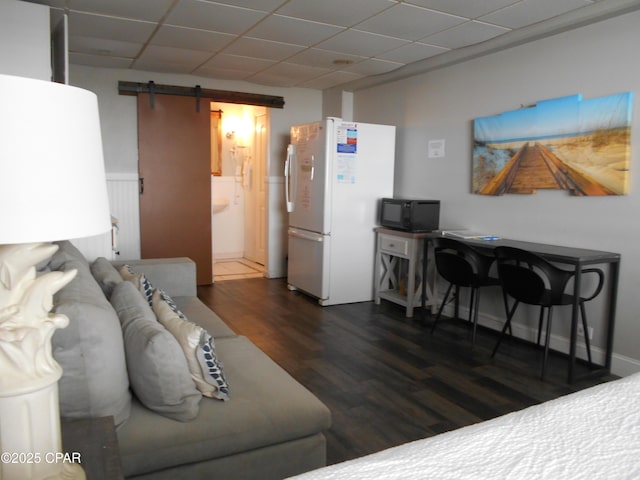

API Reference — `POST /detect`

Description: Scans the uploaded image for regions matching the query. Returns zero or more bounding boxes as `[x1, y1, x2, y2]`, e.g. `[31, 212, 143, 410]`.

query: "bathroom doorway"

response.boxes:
[210, 102, 268, 282]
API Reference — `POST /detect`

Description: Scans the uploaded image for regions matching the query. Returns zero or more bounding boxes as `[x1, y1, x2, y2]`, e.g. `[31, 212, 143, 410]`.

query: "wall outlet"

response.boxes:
[577, 324, 594, 340]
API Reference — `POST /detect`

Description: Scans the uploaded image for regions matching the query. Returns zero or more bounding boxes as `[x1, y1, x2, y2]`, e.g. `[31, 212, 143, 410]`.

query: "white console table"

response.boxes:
[373, 227, 435, 318]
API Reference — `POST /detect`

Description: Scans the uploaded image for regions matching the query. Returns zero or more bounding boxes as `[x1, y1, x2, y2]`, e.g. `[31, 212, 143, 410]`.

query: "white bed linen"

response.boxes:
[290, 373, 640, 479]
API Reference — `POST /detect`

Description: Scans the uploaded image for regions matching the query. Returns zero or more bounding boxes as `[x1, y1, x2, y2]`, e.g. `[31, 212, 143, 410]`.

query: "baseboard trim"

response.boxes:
[440, 304, 638, 377]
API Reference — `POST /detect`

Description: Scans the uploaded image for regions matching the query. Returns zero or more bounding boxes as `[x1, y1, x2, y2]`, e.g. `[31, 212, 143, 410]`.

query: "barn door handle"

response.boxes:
[139, 177, 144, 195]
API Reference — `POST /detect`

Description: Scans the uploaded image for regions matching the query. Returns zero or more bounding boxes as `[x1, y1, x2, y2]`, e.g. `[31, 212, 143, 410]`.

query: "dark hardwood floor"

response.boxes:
[197, 277, 617, 466]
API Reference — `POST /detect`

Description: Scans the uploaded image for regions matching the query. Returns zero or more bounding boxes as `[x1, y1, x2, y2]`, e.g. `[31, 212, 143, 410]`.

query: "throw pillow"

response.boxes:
[51, 243, 131, 427]
[118, 264, 154, 306]
[152, 289, 229, 400]
[90, 257, 123, 298]
[110, 281, 202, 421]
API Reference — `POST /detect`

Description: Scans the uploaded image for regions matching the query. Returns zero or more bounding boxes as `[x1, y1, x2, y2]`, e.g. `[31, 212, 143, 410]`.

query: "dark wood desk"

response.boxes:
[422, 235, 620, 383]
[61, 416, 124, 480]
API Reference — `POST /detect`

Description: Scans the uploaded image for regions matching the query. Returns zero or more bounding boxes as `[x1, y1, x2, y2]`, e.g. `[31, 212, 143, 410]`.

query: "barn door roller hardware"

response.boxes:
[118, 81, 285, 109]
[195, 85, 201, 112]
[147, 81, 155, 109]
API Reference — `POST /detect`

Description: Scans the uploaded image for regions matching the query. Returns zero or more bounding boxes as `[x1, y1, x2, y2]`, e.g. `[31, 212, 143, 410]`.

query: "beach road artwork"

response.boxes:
[473, 92, 632, 196]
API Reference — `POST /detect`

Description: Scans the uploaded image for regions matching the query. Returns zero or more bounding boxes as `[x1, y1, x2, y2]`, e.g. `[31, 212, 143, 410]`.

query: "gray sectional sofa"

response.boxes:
[47, 241, 331, 479]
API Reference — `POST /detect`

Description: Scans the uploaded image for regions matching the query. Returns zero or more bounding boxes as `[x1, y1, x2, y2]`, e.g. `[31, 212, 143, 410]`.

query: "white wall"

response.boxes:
[68, 65, 323, 274]
[352, 10, 640, 375]
[0, 0, 50, 81]
[212, 176, 244, 259]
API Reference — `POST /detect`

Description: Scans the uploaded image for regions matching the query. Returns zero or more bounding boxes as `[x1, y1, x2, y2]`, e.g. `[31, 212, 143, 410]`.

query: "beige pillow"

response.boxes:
[152, 289, 229, 400]
[118, 264, 154, 305]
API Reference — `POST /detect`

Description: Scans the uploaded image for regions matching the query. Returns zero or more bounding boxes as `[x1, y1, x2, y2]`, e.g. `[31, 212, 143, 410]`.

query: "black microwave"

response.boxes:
[379, 198, 440, 233]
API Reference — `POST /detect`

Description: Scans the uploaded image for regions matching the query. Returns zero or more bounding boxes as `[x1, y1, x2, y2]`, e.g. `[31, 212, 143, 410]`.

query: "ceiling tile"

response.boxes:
[257, 62, 331, 81]
[134, 45, 213, 71]
[479, 0, 595, 29]
[299, 70, 364, 90]
[69, 51, 134, 69]
[131, 62, 195, 75]
[245, 14, 344, 45]
[276, 0, 393, 27]
[342, 58, 404, 76]
[356, 3, 467, 41]
[404, 0, 521, 19]
[165, 0, 267, 34]
[423, 21, 510, 49]
[248, 61, 331, 86]
[21, 0, 622, 90]
[285, 48, 366, 69]
[200, 53, 276, 73]
[241, 72, 295, 87]
[151, 25, 236, 53]
[199, 0, 286, 12]
[223, 37, 306, 61]
[68, 11, 157, 43]
[69, 35, 142, 58]
[192, 65, 252, 80]
[67, 0, 175, 22]
[377, 42, 448, 63]
[317, 29, 410, 57]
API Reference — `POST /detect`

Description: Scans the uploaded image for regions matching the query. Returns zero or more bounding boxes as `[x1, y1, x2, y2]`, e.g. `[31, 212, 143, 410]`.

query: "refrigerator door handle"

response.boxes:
[310, 154, 315, 181]
[288, 228, 324, 242]
[284, 144, 297, 213]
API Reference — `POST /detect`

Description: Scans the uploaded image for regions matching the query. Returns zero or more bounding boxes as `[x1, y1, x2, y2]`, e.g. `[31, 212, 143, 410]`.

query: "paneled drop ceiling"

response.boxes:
[23, 0, 640, 90]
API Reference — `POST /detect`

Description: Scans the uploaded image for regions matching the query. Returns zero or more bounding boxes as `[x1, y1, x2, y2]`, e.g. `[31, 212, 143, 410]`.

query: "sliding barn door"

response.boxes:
[137, 93, 212, 284]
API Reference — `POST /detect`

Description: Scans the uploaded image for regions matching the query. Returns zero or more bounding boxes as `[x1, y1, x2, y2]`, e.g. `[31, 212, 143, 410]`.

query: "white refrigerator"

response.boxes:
[285, 117, 395, 305]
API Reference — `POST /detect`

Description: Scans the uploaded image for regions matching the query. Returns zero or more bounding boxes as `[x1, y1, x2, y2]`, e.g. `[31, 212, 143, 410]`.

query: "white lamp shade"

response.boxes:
[0, 74, 111, 243]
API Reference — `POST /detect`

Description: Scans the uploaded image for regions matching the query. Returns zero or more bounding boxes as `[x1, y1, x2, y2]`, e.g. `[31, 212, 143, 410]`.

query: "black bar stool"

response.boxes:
[492, 246, 604, 379]
[431, 237, 500, 346]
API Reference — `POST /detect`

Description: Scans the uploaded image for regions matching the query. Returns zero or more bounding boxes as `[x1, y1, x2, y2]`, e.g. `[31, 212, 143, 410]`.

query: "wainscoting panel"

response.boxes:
[266, 176, 286, 278]
[72, 173, 140, 261]
[70, 231, 112, 262]
[106, 173, 140, 261]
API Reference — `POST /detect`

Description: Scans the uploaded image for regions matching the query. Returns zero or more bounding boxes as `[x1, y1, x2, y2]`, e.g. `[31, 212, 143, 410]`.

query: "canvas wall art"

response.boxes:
[472, 92, 633, 196]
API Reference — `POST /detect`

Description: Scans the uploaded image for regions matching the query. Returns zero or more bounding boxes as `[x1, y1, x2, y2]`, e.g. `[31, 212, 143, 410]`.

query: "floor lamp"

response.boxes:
[0, 74, 111, 480]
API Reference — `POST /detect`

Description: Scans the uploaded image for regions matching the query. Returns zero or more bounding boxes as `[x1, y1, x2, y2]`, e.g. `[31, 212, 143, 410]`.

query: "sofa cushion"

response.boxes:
[48, 240, 89, 272]
[110, 281, 202, 422]
[152, 289, 229, 401]
[116, 336, 332, 478]
[90, 256, 122, 298]
[171, 296, 236, 338]
[51, 241, 131, 427]
[111, 258, 197, 297]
